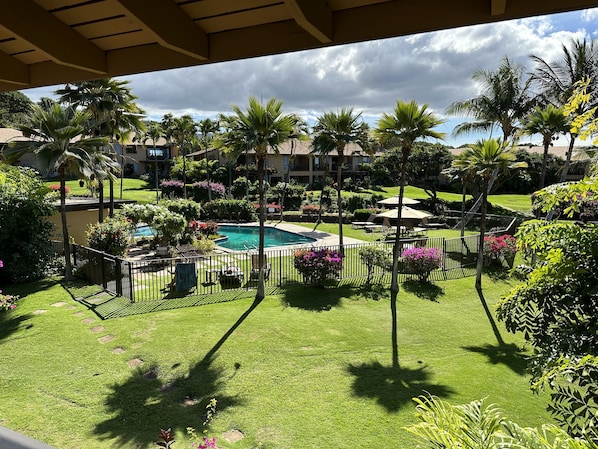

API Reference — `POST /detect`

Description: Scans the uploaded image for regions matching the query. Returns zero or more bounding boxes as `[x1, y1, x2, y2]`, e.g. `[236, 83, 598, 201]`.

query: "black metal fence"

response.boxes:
[70, 231, 502, 304]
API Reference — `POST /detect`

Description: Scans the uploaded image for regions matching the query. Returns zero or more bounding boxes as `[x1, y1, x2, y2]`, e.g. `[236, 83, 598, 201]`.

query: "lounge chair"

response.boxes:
[250, 254, 271, 281]
[168, 262, 197, 292]
[219, 264, 244, 286]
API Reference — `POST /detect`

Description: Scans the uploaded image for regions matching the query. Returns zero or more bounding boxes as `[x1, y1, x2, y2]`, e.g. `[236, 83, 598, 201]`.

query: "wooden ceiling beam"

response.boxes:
[285, 0, 333, 43]
[0, 0, 106, 74]
[0, 51, 29, 86]
[491, 0, 507, 16]
[114, 0, 209, 60]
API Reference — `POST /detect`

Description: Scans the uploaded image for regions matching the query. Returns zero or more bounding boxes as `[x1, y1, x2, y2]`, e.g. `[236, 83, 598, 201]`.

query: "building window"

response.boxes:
[125, 145, 137, 154]
[148, 148, 164, 158]
[283, 155, 289, 171]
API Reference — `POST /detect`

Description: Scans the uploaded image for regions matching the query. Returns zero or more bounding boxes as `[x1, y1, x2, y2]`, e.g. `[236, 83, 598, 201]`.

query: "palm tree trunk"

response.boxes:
[313, 157, 328, 231]
[182, 147, 187, 199]
[154, 143, 160, 203]
[539, 139, 550, 189]
[460, 182, 467, 238]
[59, 167, 73, 280]
[559, 134, 576, 182]
[206, 149, 212, 202]
[475, 178, 489, 293]
[109, 179, 115, 218]
[98, 180, 104, 223]
[389, 150, 408, 369]
[256, 155, 266, 301]
[336, 150, 344, 255]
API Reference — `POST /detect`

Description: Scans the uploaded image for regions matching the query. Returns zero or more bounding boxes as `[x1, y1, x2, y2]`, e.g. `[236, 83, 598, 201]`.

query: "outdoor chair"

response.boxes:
[167, 262, 198, 293]
[219, 264, 244, 286]
[250, 254, 271, 281]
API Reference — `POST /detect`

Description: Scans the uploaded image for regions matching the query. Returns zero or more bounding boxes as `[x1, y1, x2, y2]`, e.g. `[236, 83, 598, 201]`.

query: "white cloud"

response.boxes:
[19, 8, 598, 146]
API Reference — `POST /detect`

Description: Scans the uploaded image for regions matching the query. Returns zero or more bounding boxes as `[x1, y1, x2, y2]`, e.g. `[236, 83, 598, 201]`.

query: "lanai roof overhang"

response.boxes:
[1, 0, 597, 93]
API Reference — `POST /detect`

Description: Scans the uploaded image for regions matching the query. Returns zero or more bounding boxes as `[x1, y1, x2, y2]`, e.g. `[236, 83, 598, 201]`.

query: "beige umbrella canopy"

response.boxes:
[377, 196, 420, 206]
[375, 206, 433, 220]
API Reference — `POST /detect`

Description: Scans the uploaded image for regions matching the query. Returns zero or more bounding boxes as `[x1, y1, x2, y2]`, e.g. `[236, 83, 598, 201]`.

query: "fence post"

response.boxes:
[128, 261, 134, 303]
[115, 258, 122, 296]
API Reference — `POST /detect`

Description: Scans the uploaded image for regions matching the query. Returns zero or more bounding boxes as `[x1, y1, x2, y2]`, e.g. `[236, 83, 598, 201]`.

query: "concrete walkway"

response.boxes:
[0, 427, 57, 449]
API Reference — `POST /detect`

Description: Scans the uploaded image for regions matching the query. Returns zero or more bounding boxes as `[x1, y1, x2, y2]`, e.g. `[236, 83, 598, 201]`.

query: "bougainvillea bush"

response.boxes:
[401, 246, 442, 281]
[483, 234, 517, 267]
[294, 248, 343, 286]
[0, 261, 19, 313]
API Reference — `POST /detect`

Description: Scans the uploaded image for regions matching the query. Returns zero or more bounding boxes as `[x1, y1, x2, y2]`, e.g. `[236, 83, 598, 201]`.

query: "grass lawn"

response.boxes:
[0, 275, 551, 448]
[46, 178, 158, 204]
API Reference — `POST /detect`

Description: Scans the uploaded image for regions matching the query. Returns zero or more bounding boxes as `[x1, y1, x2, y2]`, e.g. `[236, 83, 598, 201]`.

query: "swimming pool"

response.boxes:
[217, 225, 316, 251]
[133, 224, 155, 238]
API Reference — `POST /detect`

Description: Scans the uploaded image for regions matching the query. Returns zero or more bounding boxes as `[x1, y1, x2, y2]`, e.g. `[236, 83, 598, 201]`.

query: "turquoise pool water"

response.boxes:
[217, 225, 316, 251]
[133, 225, 155, 237]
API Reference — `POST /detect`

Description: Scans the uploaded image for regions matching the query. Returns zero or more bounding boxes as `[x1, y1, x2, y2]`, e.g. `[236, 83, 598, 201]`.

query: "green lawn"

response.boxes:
[47, 178, 158, 204]
[0, 275, 551, 448]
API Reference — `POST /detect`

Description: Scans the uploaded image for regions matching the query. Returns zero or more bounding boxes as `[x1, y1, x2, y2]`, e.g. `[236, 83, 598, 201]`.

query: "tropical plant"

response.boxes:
[218, 97, 306, 300]
[294, 248, 343, 286]
[0, 260, 19, 313]
[198, 118, 221, 201]
[6, 104, 108, 279]
[152, 209, 186, 247]
[450, 138, 525, 295]
[497, 218, 598, 441]
[163, 114, 197, 199]
[482, 234, 517, 266]
[0, 164, 55, 283]
[531, 38, 598, 181]
[143, 121, 165, 203]
[374, 99, 445, 368]
[401, 246, 442, 281]
[358, 245, 392, 284]
[311, 108, 369, 253]
[86, 217, 132, 256]
[406, 395, 598, 449]
[520, 105, 570, 189]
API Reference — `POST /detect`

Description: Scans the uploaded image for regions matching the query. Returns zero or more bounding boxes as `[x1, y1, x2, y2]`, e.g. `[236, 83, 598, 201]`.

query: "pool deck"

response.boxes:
[214, 221, 365, 253]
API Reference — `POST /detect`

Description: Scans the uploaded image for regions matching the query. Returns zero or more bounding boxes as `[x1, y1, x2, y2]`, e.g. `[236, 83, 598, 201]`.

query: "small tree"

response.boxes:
[358, 245, 392, 284]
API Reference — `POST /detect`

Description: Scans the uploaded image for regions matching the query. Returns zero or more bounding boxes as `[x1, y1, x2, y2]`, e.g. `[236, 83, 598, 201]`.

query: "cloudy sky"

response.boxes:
[23, 7, 598, 147]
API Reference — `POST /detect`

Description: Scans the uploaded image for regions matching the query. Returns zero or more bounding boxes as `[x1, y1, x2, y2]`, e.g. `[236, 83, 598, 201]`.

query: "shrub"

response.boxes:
[294, 248, 343, 286]
[190, 220, 219, 237]
[0, 261, 19, 313]
[358, 245, 392, 283]
[191, 181, 226, 202]
[160, 179, 184, 198]
[201, 199, 257, 222]
[353, 208, 380, 221]
[401, 246, 442, 281]
[161, 199, 202, 222]
[483, 234, 517, 266]
[47, 183, 71, 195]
[86, 218, 133, 256]
[152, 209, 186, 247]
[301, 204, 321, 216]
[193, 236, 215, 254]
[0, 164, 55, 284]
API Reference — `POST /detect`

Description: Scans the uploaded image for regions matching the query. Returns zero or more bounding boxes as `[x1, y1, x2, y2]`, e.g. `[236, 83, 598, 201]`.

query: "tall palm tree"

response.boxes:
[374, 100, 445, 368]
[198, 118, 220, 201]
[143, 122, 164, 203]
[56, 78, 145, 213]
[521, 105, 570, 189]
[311, 108, 369, 254]
[167, 115, 197, 199]
[218, 97, 305, 300]
[531, 38, 598, 181]
[447, 57, 535, 142]
[7, 104, 107, 279]
[447, 57, 536, 227]
[451, 139, 525, 295]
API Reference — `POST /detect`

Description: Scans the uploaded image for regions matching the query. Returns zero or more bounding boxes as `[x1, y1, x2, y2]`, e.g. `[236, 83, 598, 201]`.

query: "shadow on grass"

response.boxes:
[402, 280, 445, 302]
[357, 283, 388, 301]
[281, 284, 349, 311]
[462, 343, 528, 376]
[484, 265, 511, 282]
[347, 361, 454, 412]
[94, 297, 262, 447]
[0, 312, 31, 342]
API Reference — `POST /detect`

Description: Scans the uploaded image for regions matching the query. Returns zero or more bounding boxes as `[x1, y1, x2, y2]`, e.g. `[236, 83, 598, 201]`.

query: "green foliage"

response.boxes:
[0, 164, 55, 283]
[86, 217, 132, 256]
[401, 247, 443, 281]
[160, 198, 202, 222]
[0, 91, 34, 127]
[230, 176, 259, 199]
[201, 199, 257, 222]
[192, 236, 215, 254]
[169, 156, 200, 182]
[293, 248, 343, 286]
[533, 177, 598, 218]
[406, 395, 598, 449]
[152, 209, 186, 247]
[270, 182, 305, 210]
[358, 245, 392, 283]
[497, 219, 598, 439]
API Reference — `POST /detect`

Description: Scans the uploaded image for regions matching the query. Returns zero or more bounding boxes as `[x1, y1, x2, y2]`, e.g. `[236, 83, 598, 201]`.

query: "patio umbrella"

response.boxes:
[377, 196, 420, 206]
[375, 206, 433, 220]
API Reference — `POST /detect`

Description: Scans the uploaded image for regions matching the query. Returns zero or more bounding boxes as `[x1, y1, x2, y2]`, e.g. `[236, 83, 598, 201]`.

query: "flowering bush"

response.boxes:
[401, 246, 442, 281]
[0, 261, 19, 313]
[358, 245, 392, 283]
[294, 248, 343, 286]
[301, 204, 322, 215]
[191, 181, 226, 202]
[483, 234, 517, 266]
[160, 179, 185, 198]
[47, 183, 71, 195]
[190, 221, 219, 237]
[87, 218, 133, 256]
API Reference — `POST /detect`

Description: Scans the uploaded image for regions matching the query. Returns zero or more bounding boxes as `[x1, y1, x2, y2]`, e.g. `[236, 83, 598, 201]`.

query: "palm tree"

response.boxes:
[374, 100, 445, 368]
[198, 118, 220, 201]
[531, 38, 598, 181]
[447, 57, 536, 227]
[167, 115, 197, 199]
[218, 97, 305, 300]
[143, 122, 164, 203]
[56, 78, 145, 213]
[311, 108, 369, 254]
[520, 105, 570, 189]
[451, 139, 525, 295]
[7, 104, 107, 279]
